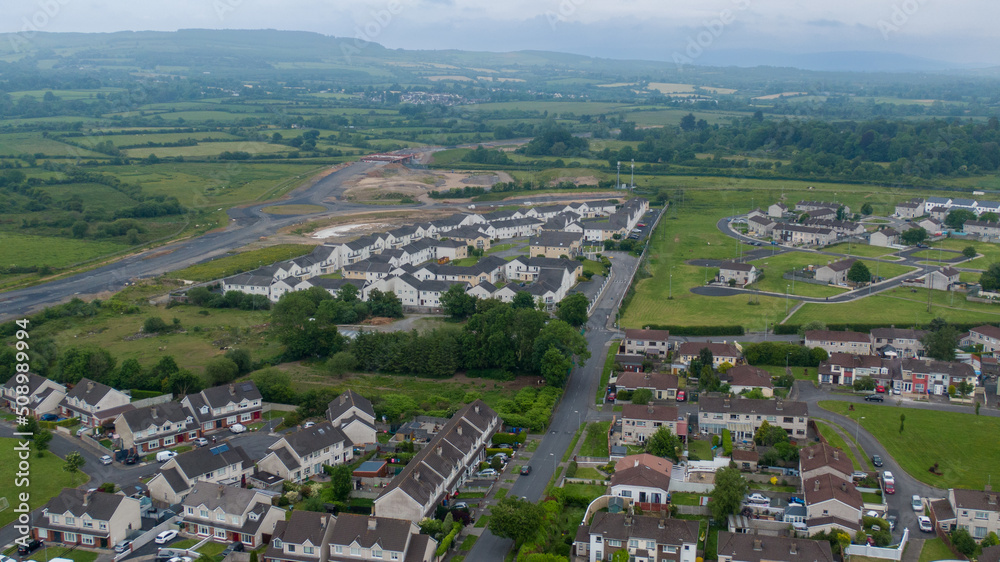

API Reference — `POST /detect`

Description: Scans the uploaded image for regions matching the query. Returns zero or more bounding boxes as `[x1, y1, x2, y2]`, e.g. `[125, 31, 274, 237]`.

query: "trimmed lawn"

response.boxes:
[474, 515, 491, 528]
[688, 438, 714, 461]
[917, 538, 956, 562]
[494, 488, 509, 500]
[749, 252, 849, 298]
[858, 259, 917, 280]
[749, 363, 816, 381]
[561, 483, 608, 503]
[813, 420, 863, 470]
[670, 492, 704, 506]
[459, 535, 478, 551]
[580, 421, 611, 458]
[28, 547, 98, 562]
[788, 286, 1000, 325]
[574, 467, 606, 480]
[819, 400, 996, 489]
[198, 541, 228, 557]
[823, 242, 899, 258]
[171, 539, 200, 549]
[0, 439, 89, 529]
[563, 426, 584, 462]
[597, 340, 621, 404]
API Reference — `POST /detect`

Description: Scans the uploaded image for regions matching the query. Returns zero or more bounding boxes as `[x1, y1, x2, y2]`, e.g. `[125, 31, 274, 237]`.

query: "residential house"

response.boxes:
[924, 267, 961, 291]
[392, 415, 450, 444]
[894, 199, 925, 219]
[918, 218, 943, 234]
[778, 224, 837, 246]
[58, 378, 131, 428]
[581, 218, 625, 242]
[490, 217, 543, 239]
[115, 401, 196, 453]
[610, 454, 673, 511]
[528, 231, 584, 259]
[930, 206, 950, 222]
[964, 221, 1000, 240]
[803, 474, 863, 535]
[717, 532, 834, 562]
[222, 269, 279, 298]
[614, 372, 679, 401]
[976, 201, 1000, 216]
[871, 327, 927, 358]
[148, 441, 255, 504]
[747, 216, 776, 237]
[924, 196, 952, 215]
[182, 484, 285, 547]
[2, 373, 66, 419]
[804, 219, 864, 237]
[258, 422, 352, 483]
[619, 404, 685, 446]
[675, 342, 742, 368]
[799, 442, 853, 483]
[814, 259, 856, 285]
[723, 365, 774, 397]
[181, 381, 263, 435]
[795, 201, 847, 214]
[934, 487, 1000, 541]
[952, 198, 979, 213]
[900, 358, 976, 397]
[804, 330, 873, 356]
[444, 226, 491, 250]
[575, 512, 699, 562]
[373, 400, 500, 523]
[962, 325, 1000, 353]
[327, 513, 437, 562]
[294, 278, 365, 299]
[732, 450, 759, 472]
[466, 281, 497, 300]
[767, 203, 788, 218]
[869, 228, 899, 247]
[623, 329, 670, 358]
[327, 390, 377, 447]
[614, 354, 646, 373]
[698, 396, 808, 441]
[263, 510, 334, 562]
[35, 488, 142, 550]
[818, 354, 899, 387]
[717, 262, 759, 287]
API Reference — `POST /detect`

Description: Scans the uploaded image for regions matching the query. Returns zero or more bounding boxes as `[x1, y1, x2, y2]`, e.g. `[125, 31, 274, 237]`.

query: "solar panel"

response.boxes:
[210, 444, 229, 455]
[240, 382, 254, 392]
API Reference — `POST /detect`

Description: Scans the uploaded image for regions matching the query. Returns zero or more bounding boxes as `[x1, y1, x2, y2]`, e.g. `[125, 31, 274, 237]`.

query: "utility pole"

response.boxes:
[617, 161, 621, 190]
[630, 159, 635, 191]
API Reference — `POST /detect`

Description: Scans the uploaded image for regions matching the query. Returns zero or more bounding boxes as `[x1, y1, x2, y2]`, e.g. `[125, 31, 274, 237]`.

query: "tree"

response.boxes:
[164, 369, 202, 396]
[982, 212, 1000, 223]
[488, 497, 545, 546]
[225, 349, 253, 375]
[899, 413, 905, 434]
[945, 209, 977, 230]
[143, 317, 171, 333]
[328, 464, 352, 501]
[956, 379, 974, 397]
[950, 528, 977, 556]
[204, 357, 239, 386]
[847, 261, 872, 285]
[981, 531, 1000, 548]
[900, 227, 927, 246]
[17, 417, 39, 437]
[34, 429, 52, 456]
[272, 289, 346, 360]
[326, 351, 358, 375]
[71, 220, 89, 238]
[631, 388, 653, 405]
[610, 550, 630, 562]
[679, 113, 696, 132]
[699, 347, 715, 371]
[440, 284, 477, 319]
[511, 291, 535, 309]
[860, 203, 873, 215]
[63, 451, 85, 473]
[253, 368, 295, 404]
[963, 246, 977, 258]
[645, 427, 680, 461]
[922, 321, 958, 361]
[981, 263, 1000, 292]
[709, 466, 748, 520]
[539, 346, 572, 387]
[556, 293, 589, 326]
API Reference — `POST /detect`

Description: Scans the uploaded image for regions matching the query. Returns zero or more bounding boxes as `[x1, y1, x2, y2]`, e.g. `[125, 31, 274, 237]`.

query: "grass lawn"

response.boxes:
[1, 231, 129, 269]
[820, 400, 997, 489]
[597, 340, 620, 404]
[582, 259, 607, 277]
[861, 492, 884, 503]
[813, 419, 864, 470]
[669, 492, 705, 506]
[459, 535, 478, 551]
[750, 252, 850, 298]
[563, 426, 585, 462]
[494, 488, 509, 500]
[574, 467, 606, 480]
[197, 541, 228, 557]
[823, 243, 899, 258]
[580, 421, 611, 457]
[457, 492, 486, 499]
[474, 515, 491, 528]
[749, 363, 816, 381]
[789, 285, 1000, 326]
[167, 244, 316, 281]
[561, 483, 608, 504]
[917, 538, 956, 562]
[688, 438, 714, 461]
[171, 539, 200, 549]
[29, 547, 98, 562]
[941, 237, 1000, 270]
[0, 439, 90, 528]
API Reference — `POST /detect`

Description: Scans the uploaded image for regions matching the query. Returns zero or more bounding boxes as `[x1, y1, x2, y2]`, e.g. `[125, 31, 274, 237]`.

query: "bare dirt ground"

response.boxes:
[341, 164, 512, 202]
[547, 175, 600, 186]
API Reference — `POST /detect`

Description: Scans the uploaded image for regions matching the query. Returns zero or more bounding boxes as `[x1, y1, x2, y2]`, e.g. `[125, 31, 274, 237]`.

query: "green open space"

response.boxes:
[789, 285, 1000, 325]
[167, 244, 316, 281]
[0, 132, 106, 157]
[812, 420, 863, 470]
[917, 538, 956, 562]
[749, 252, 850, 298]
[911, 249, 963, 260]
[819, 400, 996, 489]
[2, 232, 130, 269]
[937, 238, 1000, 270]
[579, 421, 611, 457]
[0, 439, 90, 529]
[260, 204, 327, 215]
[823, 242, 899, 258]
[28, 547, 98, 562]
[125, 140, 293, 158]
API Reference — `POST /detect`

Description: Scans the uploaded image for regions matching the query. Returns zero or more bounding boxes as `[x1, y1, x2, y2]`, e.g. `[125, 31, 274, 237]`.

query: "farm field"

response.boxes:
[124, 141, 293, 158]
[0, 132, 106, 157]
[167, 244, 316, 282]
[819, 401, 996, 490]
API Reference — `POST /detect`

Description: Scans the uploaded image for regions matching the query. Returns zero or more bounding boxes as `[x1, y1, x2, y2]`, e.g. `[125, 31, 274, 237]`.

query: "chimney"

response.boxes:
[229, 384, 236, 395]
[340, 394, 347, 405]
[987, 484, 993, 493]
[832, 450, 839, 461]
[87, 381, 95, 391]
[83, 489, 93, 507]
[841, 482, 848, 492]
[414, 471, 420, 482]
[790, 543, 797, 555]
[436, 446, 443, 457]
[635, 460, 640, 468]
[724, 398, 731, 409]
[808, 451, 815, 460]
[457, 426, 462, 436]
[647, 406, 654, 415]
[151, 406, 157, 419]
[217, 485, 224, 499]
[990, 494, 998, 506]
[367, 517, 377, 531]
[753, 539, 762, 551]
[658, 519, 665, 529]
[624, 513, 633, 527]
[320, 515, 328, 527]
[775, 400, 783, 411]
[474, 404, 480, 414]
[813, 480, 820, 492]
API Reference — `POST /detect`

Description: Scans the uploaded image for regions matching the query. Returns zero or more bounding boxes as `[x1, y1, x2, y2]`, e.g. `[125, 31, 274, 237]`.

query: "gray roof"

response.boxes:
[3, 373, 61, 395]
[44, 488, 128, 521]
[224, 270, 275, 288]
[719, 261, 754, 272]
[119, 401, 190, 432]
[272, 509, 332, 547]
[717, 532, 834, 562]
[63, 378, 118, 408]
[699, 396, 808, 417]
[184, 482, 261, 514]
[329, 513, 413, 552]
[281, 421, 350, 457]
[902, 358, 975, 378]
[530, 231, 583, 248]
[587, 512, 699, 545]
[201, 381, 262, 410]
[173, 441, 252, 480]
[327, 390, 375, 423]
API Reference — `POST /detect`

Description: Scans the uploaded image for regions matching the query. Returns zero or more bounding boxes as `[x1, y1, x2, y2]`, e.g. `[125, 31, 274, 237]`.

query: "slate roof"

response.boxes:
[699, 396, 808, 417]
[172, 441, 252, 480]
[624, 328, 670, 341]
[818, 259, 856, 273]
[43, 488, 129, 521]
[184, 482, 263, 515]
[281, 421, 350, 458]
[64, 378, 115, 408]
[971, 325, 1000, 340]
[803, 473, 863, 509]
[328, 513, 413, 552]
[119, 401, 190, 433]
[610, 463, 672, 492]
[201, 381, 262, 410]
[621, 404, 679, 423]
[676, 342, 741, 358]
[951, 488, 1000, 513]
[614, 371, 678, 392]
[270, 510, 331, 551]
[805, 330, 870, 343]
[529, 231, 583, 248]
[327, 390, 375, 422]
[3, 373, 60, 395]
[719, 261, 755, 272]
[799, 442, 853, 477]
[587, 512, 699, 545]
[724, 365, 774, 388]
[717, 531, 834, 562]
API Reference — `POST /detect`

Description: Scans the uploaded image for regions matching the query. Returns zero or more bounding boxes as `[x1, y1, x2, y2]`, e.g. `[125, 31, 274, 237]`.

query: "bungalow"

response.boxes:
[894, 199, 925, 219]
[717, 532, 834, 562]
[326, 513, 437, 562]
[263, 510, 333, 562]
[2, 373, 66, 419]
[869, 228, 899, 247]
[610, 454, 673, 511]
[181, 483, 286, 548]
[115, 401, 197, 454]
[58, 378, 131, 428]
[614, 354, 646, 373]
[675, 342, 742, 368]
[614, 371, 679, 400]
[623, 328, 670, 357]
[924, 267, 961, 291]
[181, 381, 263, 435]
[723, 365, 774, 397]
[574, 512, 699, 562]
[619, 404, 685, 446]
[529, 231, 584, 259]
[148, 441, 254, 504]
[961, 325, 1000, 353]
[804, 330, 873, 356]
[803, 474, 863, 535]
[35, 488, 142, 550]
[717, 262, 759, 287]
[814, 259, 855, 286]
[698, 396, 808, 441]
[327, 390, 377, 447]
[257, 422, 353, 483]
[799, 442, 853, 483]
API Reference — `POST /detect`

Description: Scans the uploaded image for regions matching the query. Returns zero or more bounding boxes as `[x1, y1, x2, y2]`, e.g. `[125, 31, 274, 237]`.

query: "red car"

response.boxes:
[876, 385, 886, 393]
[676, 390, 686, 402]
[884, 482, 895, 494]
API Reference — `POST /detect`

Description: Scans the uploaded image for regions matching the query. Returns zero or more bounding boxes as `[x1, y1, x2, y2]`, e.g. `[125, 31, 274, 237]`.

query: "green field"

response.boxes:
[819, 401, 995, 489]
[125, 141, 293, 158]
[917, 538, 955, 562]
[0, 133, 106, 157]
[789, 285, 1000, 325]
[2, 232, 130, 269]
[167, 244, 316, 281]
[823, 242, 899, 258]
[933, 238, 1000, 270]
[0, 439, 89, 529]
[813, 420, 863, 470]
[749, 252, 849, 297]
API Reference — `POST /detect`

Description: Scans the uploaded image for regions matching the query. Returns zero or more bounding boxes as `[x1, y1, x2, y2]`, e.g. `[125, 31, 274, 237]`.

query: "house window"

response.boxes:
[51, 515, 60, 524]
[391, 553, 399, 561]
[231, 516, 239, 525]
[976, 511, 989, 520]
[629, 539, 638, 548]
[198, 525, 209, 535]
[217, 513, 225, 521]
[165, 436, 175, 446]
[82, 535, 94, 546]
[66, 517, 75, 525]
[200, 509, 209, 518]
[303, 546, 314, 555]
[83, 520, 93, 528]
[664, 545, 677, 553]
[976, 527, 988, 539]
[240, 413, 252, 422]
[373, 548, 382, 558]
[242, 535, 253, 546]
[288, 545, 295, 552]
[334, 546, 343, 554]
[274, 540, 282, 548]
[99, 522, 107, 530]
[215, 529, 226, 539]
[351, 546, 361, 556]
[65, 532, 77, 542]
[607, 540, 621, 547]
[620, 490, 632, 498]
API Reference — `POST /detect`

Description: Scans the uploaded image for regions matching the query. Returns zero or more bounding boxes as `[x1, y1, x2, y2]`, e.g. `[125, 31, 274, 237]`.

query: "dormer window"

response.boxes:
[200, 406, 209, 414]
[273, 539, 282, 548]
[249, 512, 259, 521]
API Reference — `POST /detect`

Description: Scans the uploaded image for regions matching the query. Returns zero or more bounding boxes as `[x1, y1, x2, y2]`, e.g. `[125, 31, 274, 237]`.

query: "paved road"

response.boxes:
[467, 252, 640, 561]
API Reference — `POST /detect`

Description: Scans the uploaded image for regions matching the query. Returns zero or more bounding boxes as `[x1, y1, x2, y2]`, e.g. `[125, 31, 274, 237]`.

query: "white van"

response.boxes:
[155, 451, 177, 462]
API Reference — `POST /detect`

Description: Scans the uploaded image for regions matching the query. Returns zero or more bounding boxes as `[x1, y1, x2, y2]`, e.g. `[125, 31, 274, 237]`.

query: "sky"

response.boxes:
[6, 0, 998, 68]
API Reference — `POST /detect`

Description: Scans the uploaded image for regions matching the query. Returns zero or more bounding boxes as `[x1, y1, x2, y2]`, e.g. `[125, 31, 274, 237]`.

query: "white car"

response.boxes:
[154, 530, 178, 544]
[918, 515, 933, 532]
[194, 437, 209, 447]
[476, 469, 498, 478]
[100, 455, 113, 465]
[304, 421, 316, 428]
[882, 470, 894, 483]
[747, 493, 770, 504]
[167, 557, 194, 562]
[912, 495, 923, 511]
[230, 423, 247, 434]
[155, 451, 178, 462]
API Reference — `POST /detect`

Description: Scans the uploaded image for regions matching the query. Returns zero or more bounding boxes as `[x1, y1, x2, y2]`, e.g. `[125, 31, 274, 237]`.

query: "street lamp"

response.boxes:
[785, 284, 790, 314]
[855, 416, 866, 444]
[669, 267, 674, 300]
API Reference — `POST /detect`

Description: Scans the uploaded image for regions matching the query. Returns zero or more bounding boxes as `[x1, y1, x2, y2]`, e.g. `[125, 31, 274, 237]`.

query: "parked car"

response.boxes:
[476, 468, 498, 478]
[884, 482, 895, 495]
[912, 495, 923, 511]
[892, 387, 901, 395]
[676, 390, 686, 402]
[230, 423, 247, 434]
[40, 413, 58, 421]
[788, 497, 804, 505]
[918, 515, 933, 532]
[17, 539, 42, 555]
[221, 542, 244, 556]
[194, 437, 209, 447]
[747, 493, 769, 504]
[304, 421, 316, 428]
[520, 465, 532, 475]
[882, 471, 894, 483]
[114, 540, 133, 554]
[0, 553, 17, 562]
[872, 455, 883, 467]
[125, 452, 138, 465]
[155, 530, 178, 544]
[98, 454, 113, 465]
[167, 557, 194, 562]
[886, 514, 898, 530]
[865, 394, 884, 402]
[876, 385, 886, 393]
[156, 451, 178, 462]
[453, 502, 469, 510]
[851, 471, 868, 481]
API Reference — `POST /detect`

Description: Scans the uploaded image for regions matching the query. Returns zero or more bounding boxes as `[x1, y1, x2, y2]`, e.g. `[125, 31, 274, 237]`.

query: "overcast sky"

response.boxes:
[7, 0, 998, 67]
